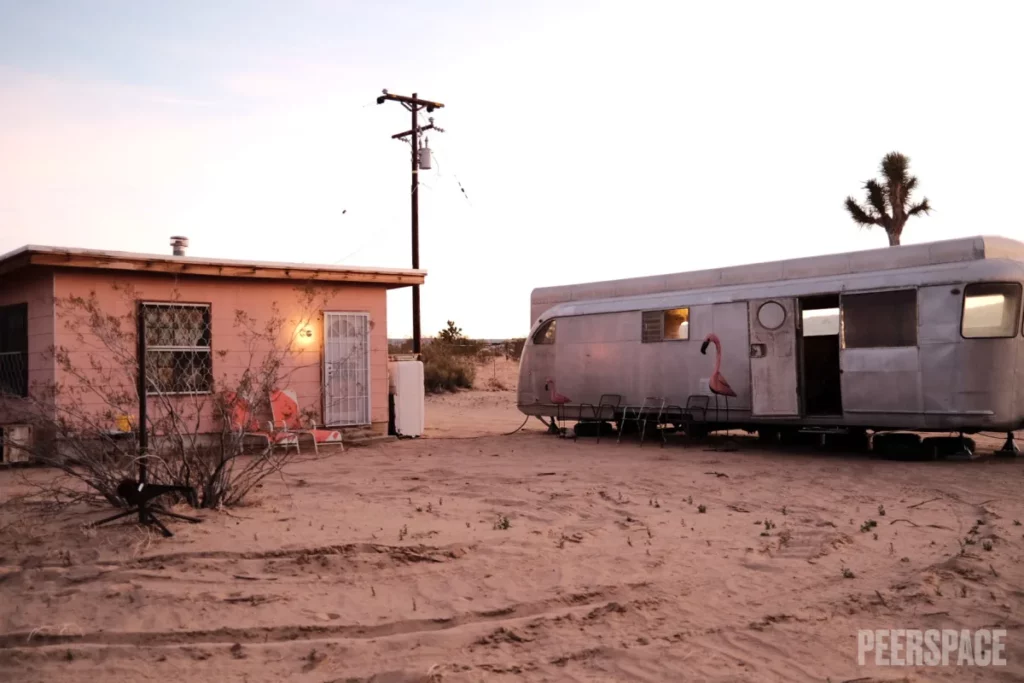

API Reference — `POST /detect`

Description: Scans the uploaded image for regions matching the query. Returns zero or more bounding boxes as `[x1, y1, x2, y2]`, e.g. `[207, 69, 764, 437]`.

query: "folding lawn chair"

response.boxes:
[270, 389, 344, 455]
[223, 391, 300, 455]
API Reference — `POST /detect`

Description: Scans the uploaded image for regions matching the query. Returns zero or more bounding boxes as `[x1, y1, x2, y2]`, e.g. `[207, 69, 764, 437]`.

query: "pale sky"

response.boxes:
[1, 1, 1022, 339]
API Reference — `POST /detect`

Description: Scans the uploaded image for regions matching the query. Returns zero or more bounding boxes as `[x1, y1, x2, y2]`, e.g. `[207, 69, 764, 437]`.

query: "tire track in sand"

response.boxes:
[0, 583, 654, 650]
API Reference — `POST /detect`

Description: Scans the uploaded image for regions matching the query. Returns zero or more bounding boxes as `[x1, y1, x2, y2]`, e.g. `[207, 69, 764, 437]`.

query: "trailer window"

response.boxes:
[962, 283, 1022, 338]
[842, 289, 917, 348]
[532, 319, 556, 345]
[641, 308, 689, 343]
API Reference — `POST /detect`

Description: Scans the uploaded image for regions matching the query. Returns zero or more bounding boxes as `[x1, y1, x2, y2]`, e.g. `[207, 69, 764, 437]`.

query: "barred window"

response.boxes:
[0, 303, 28, 397]
[141, 303, 212, 394]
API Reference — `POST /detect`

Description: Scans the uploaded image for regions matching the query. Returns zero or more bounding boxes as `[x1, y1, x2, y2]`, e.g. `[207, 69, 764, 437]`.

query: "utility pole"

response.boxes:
[376, 89, 445, 355]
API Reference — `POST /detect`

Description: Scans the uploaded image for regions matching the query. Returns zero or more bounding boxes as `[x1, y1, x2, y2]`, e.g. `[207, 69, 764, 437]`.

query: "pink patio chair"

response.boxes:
[223, 391, 300, 455]
[269, 389, 344, 455]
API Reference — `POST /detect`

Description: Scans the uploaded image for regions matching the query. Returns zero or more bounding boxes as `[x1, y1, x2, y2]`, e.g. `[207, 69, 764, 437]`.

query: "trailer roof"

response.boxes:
[531, 235, 1024, 316]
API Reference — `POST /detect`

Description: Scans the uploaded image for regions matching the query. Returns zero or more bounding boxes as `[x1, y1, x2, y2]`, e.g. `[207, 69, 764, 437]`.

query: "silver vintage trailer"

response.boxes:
[517, 235, 1024, 437]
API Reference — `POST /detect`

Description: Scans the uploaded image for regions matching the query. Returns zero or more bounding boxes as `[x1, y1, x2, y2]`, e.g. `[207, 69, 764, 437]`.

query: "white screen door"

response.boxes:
[748, 297, 800, 417]
[323, 312, 371, 426]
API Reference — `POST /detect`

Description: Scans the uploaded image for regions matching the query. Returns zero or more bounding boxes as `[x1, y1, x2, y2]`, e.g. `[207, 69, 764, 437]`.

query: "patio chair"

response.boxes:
[685, 395, 710, 419]
[680, 395, 711, 437]
[269, 389, 344, 455]
[656, 402, 685, 445]
[223, 391, 301, 455]
[576, 393, 622, 443]
[617, 396, 667, 447]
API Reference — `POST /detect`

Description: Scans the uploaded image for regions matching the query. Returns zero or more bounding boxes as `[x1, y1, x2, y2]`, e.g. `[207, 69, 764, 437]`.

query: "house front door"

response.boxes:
[323, 312, 371, 426]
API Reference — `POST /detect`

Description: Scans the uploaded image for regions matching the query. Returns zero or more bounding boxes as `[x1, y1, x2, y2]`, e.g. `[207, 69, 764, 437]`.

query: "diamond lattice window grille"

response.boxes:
[141, 303, 213, 395]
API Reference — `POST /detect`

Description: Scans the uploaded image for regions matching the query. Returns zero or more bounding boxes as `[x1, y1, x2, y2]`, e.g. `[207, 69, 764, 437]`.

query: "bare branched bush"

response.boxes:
[9, 282, 333, 509]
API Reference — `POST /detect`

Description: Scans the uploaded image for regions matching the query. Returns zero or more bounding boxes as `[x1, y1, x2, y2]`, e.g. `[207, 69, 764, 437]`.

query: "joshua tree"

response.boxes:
[437, 320, 465, 344]
[844, 152, 932, 247]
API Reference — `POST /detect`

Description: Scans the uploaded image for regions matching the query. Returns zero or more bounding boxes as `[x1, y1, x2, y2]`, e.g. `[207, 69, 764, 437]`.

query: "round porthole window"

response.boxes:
[757, 301, 786, 330]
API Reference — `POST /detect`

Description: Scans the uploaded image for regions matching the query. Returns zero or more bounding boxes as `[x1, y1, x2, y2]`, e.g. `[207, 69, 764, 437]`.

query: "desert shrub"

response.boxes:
[435, 320, 485, 357]
[421, 340, 476, 393]
[476, 344, 502, 359]
[454, 340, 487, 357]
[503, 338, 526, 361]
[389, 338, 414, 354]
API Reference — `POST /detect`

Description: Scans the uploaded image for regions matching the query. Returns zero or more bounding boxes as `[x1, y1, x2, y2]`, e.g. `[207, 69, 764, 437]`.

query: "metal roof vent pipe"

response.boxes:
[170, 236, 189, 256]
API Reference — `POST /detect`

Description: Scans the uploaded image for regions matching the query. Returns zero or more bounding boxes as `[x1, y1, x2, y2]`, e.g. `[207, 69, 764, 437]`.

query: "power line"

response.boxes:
[430, 152, 472, 206]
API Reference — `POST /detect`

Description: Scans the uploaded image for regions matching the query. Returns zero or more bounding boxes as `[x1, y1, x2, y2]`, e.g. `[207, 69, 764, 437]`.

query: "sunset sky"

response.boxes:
[1, 1, 1022, 338]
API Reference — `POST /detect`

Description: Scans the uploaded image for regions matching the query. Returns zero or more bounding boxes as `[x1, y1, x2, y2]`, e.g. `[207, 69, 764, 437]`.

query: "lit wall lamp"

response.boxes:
[297, 325, 314, 343]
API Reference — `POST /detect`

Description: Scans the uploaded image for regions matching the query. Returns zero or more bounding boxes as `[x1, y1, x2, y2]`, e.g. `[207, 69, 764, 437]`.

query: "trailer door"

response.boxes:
[747, 298, 801, 416]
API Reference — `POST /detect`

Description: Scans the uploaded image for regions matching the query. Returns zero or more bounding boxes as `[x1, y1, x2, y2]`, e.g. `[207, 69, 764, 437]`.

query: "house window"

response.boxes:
[962, 282, 1022, 338]
[642, 308, 689, 343]
[141, 303, 213, 394]
[842, 289, 917, 348]
[0, 303, 28, 397]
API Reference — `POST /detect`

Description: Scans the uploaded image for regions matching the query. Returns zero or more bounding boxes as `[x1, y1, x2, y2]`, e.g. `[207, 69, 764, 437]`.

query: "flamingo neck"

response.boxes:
[713, 338, 722, 374]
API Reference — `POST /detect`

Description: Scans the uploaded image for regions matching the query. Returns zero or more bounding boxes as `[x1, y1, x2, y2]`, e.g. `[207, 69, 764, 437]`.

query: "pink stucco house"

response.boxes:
[0, 242, 424, 453]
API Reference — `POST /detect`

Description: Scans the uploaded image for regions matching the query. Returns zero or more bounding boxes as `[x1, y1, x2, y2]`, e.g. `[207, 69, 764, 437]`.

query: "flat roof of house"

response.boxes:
[0, 244, 426, 288]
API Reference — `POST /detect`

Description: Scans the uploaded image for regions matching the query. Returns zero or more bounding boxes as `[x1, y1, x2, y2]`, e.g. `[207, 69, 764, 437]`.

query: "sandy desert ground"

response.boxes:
[2, 358, 1024, 682]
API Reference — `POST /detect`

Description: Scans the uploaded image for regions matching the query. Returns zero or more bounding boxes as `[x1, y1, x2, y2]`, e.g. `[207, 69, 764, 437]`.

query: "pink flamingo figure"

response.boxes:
[700, 333, 736, 423]
[545, 377, 572, 437]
